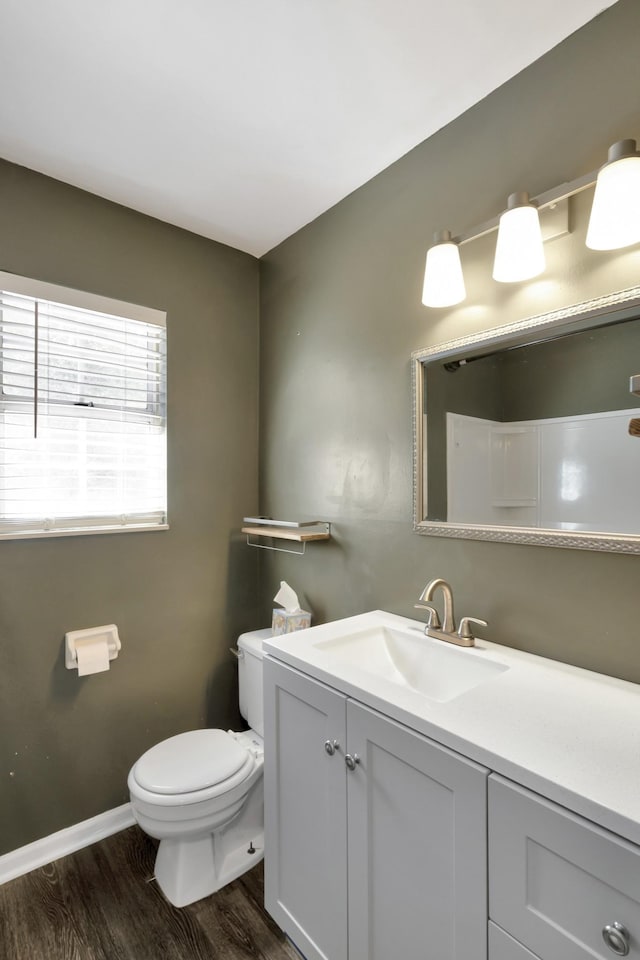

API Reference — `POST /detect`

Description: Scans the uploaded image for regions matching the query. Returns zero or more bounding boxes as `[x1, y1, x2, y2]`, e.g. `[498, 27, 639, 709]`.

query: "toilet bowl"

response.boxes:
[128, 628, 270, 907]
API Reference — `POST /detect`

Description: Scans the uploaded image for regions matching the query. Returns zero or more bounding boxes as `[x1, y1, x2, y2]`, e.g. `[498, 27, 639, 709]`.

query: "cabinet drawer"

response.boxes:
[489, 775, 640, 960]
[489, 923, 539, 960]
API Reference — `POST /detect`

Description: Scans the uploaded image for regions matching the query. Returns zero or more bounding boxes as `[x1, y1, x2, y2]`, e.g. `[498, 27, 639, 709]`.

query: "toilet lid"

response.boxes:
[132, 729, 250, 795]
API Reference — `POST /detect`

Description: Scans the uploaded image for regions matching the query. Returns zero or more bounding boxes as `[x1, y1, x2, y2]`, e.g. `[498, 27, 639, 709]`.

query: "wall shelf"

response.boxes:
[241, 518, 332, 555]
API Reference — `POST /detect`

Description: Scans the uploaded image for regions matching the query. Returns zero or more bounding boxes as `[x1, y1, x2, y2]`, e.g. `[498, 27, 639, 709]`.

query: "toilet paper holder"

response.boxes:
[65, 624, 121, 673]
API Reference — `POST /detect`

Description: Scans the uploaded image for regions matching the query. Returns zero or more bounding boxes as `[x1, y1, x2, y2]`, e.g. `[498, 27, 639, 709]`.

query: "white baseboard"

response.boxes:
[0, 802, 135, 886]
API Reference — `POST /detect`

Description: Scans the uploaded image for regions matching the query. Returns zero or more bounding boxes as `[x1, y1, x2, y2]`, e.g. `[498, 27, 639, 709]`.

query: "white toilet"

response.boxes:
[128, 628, 270, 907]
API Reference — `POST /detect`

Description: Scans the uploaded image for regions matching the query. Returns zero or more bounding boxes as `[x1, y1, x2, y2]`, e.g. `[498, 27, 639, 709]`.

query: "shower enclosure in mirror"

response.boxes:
[413, 285, 640, 553]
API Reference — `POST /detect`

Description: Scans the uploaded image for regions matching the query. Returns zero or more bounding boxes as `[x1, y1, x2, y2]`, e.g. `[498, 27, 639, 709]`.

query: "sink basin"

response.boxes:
[312, 625, 508, 702]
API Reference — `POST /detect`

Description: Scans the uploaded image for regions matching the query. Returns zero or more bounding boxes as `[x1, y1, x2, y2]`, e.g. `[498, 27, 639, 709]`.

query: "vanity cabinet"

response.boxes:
[264, 610, 640, 960]
[263, 658, 348, 960]
[264, 657, 489, 960]
[489, 776, 640, 960]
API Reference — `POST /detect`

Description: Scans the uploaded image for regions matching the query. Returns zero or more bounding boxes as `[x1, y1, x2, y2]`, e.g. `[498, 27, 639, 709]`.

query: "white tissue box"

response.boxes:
[272, 608, 312, 636]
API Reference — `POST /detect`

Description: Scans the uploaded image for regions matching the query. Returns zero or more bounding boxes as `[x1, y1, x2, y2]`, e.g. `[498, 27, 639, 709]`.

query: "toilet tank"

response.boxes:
[237, 628, 271, 738]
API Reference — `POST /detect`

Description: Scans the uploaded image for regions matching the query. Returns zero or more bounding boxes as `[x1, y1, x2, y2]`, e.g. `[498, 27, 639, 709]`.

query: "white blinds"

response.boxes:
[0, 274, 167, 537]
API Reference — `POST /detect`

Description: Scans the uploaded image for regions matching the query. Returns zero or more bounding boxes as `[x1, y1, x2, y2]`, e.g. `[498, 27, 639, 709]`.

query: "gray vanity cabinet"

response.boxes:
[346, 699, 488, 960]
[264, 657, 489, 960]
[263, 658, 348, 960]
[489, 776, 640, 960]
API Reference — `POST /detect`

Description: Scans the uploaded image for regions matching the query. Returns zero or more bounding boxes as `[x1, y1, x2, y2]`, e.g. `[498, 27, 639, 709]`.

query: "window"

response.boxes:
[0, 272, 167, 538]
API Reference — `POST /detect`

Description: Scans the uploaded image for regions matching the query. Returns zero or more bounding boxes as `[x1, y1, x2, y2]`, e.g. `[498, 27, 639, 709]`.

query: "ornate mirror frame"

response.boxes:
[412, 285, 640, 554]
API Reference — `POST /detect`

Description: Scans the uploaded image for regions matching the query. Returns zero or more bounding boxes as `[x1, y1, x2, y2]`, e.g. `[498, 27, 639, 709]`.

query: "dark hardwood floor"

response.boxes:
[0, 827, 301, 960]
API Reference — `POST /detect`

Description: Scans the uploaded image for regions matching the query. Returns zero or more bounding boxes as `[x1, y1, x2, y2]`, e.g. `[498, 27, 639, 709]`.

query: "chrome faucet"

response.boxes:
[414, 578, 487, 647]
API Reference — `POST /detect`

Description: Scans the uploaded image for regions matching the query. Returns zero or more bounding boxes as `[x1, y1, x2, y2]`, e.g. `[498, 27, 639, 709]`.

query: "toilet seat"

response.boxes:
[133, 729, 250, 794]
[129, 729, 257, 808]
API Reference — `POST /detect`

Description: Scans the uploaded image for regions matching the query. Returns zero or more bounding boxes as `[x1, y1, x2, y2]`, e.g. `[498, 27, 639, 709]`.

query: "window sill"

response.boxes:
[0, 523, 169, 541]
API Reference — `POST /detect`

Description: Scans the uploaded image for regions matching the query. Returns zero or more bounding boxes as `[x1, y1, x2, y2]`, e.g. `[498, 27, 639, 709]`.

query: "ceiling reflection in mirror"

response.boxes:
[413, 287, 640, 553]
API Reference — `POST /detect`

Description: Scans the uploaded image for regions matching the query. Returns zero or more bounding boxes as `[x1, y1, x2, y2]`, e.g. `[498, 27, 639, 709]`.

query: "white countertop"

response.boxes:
[264, 610, 640, 846]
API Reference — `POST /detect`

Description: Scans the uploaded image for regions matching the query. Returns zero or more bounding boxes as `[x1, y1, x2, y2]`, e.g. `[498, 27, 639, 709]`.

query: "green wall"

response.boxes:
[499, 318, 640, 420]
[258, 0, 640, 681]
[0, 161, 260, 855]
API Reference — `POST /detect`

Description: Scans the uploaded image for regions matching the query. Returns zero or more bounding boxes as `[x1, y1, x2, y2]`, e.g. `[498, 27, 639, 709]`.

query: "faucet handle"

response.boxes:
[457, 616, 488, 641]
[414, 602, 442, 630]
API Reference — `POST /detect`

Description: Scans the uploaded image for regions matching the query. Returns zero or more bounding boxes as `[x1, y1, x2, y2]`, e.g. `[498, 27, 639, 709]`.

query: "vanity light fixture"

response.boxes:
[492, 192, 545, 283]
[421, 230, 466, 308]
[421, 137, 640, 308]
[585, 139, 640, 250]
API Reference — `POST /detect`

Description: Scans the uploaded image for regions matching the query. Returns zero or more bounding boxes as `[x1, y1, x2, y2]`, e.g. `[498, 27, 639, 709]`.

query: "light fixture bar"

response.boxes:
[452, 169, 597, 247]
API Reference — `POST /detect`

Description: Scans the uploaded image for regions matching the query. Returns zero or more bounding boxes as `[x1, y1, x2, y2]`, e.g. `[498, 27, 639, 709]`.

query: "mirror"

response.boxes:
[413, 286, 640, 553]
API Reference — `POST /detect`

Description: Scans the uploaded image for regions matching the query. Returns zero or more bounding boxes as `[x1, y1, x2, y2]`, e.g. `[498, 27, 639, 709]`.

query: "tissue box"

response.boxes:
[272, 608, 312, 636]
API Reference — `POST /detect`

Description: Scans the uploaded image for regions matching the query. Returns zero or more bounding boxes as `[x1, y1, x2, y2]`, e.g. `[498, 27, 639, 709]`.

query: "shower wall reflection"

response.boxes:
[421, 312, 640, 538]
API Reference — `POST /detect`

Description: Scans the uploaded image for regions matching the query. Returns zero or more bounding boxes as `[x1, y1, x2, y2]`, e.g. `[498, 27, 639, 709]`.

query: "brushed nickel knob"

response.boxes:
[324, 739, 339, 756]
[345, 753, 360, 771]
[602, 922, 630, 956]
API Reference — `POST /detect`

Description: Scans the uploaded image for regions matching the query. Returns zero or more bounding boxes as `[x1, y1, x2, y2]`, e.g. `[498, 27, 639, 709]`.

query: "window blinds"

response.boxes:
[0, 274, 167, 537]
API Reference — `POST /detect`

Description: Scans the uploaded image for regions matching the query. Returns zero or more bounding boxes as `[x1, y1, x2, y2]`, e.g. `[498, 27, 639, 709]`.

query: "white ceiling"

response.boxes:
[0, 1, 617, 257]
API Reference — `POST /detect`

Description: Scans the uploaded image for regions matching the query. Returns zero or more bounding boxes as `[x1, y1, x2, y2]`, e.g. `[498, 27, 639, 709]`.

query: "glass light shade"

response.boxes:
[586, 141, 640, 250]
[493, 194, 545, 283]
[422, 233, 466, 308]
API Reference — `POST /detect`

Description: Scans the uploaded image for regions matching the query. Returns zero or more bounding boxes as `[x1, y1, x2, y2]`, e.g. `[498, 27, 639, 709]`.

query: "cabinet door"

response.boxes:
[489, 775, 640, 960]
[346, 701, 488, 960]
[264, 658, 348, 960]
[489, 923, 540, 960]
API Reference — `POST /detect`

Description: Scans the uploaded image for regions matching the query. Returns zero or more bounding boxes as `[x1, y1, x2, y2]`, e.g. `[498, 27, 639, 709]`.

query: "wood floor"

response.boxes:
[0, 827, 301, 960]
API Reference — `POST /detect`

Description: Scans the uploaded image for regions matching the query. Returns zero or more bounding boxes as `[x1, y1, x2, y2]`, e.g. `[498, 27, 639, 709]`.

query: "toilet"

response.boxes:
[128, 628, 270, 907]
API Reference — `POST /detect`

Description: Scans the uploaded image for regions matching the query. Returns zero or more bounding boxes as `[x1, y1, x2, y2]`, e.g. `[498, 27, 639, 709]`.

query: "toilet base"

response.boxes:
[154, 828, 264, 907]
[152, 778, 264, 907]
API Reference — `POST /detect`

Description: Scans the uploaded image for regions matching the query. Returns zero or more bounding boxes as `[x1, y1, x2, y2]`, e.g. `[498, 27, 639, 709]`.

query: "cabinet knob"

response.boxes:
[324, 739, 340, 756]
[602, 922, 630, 956]
[345, 753, 360, 771]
